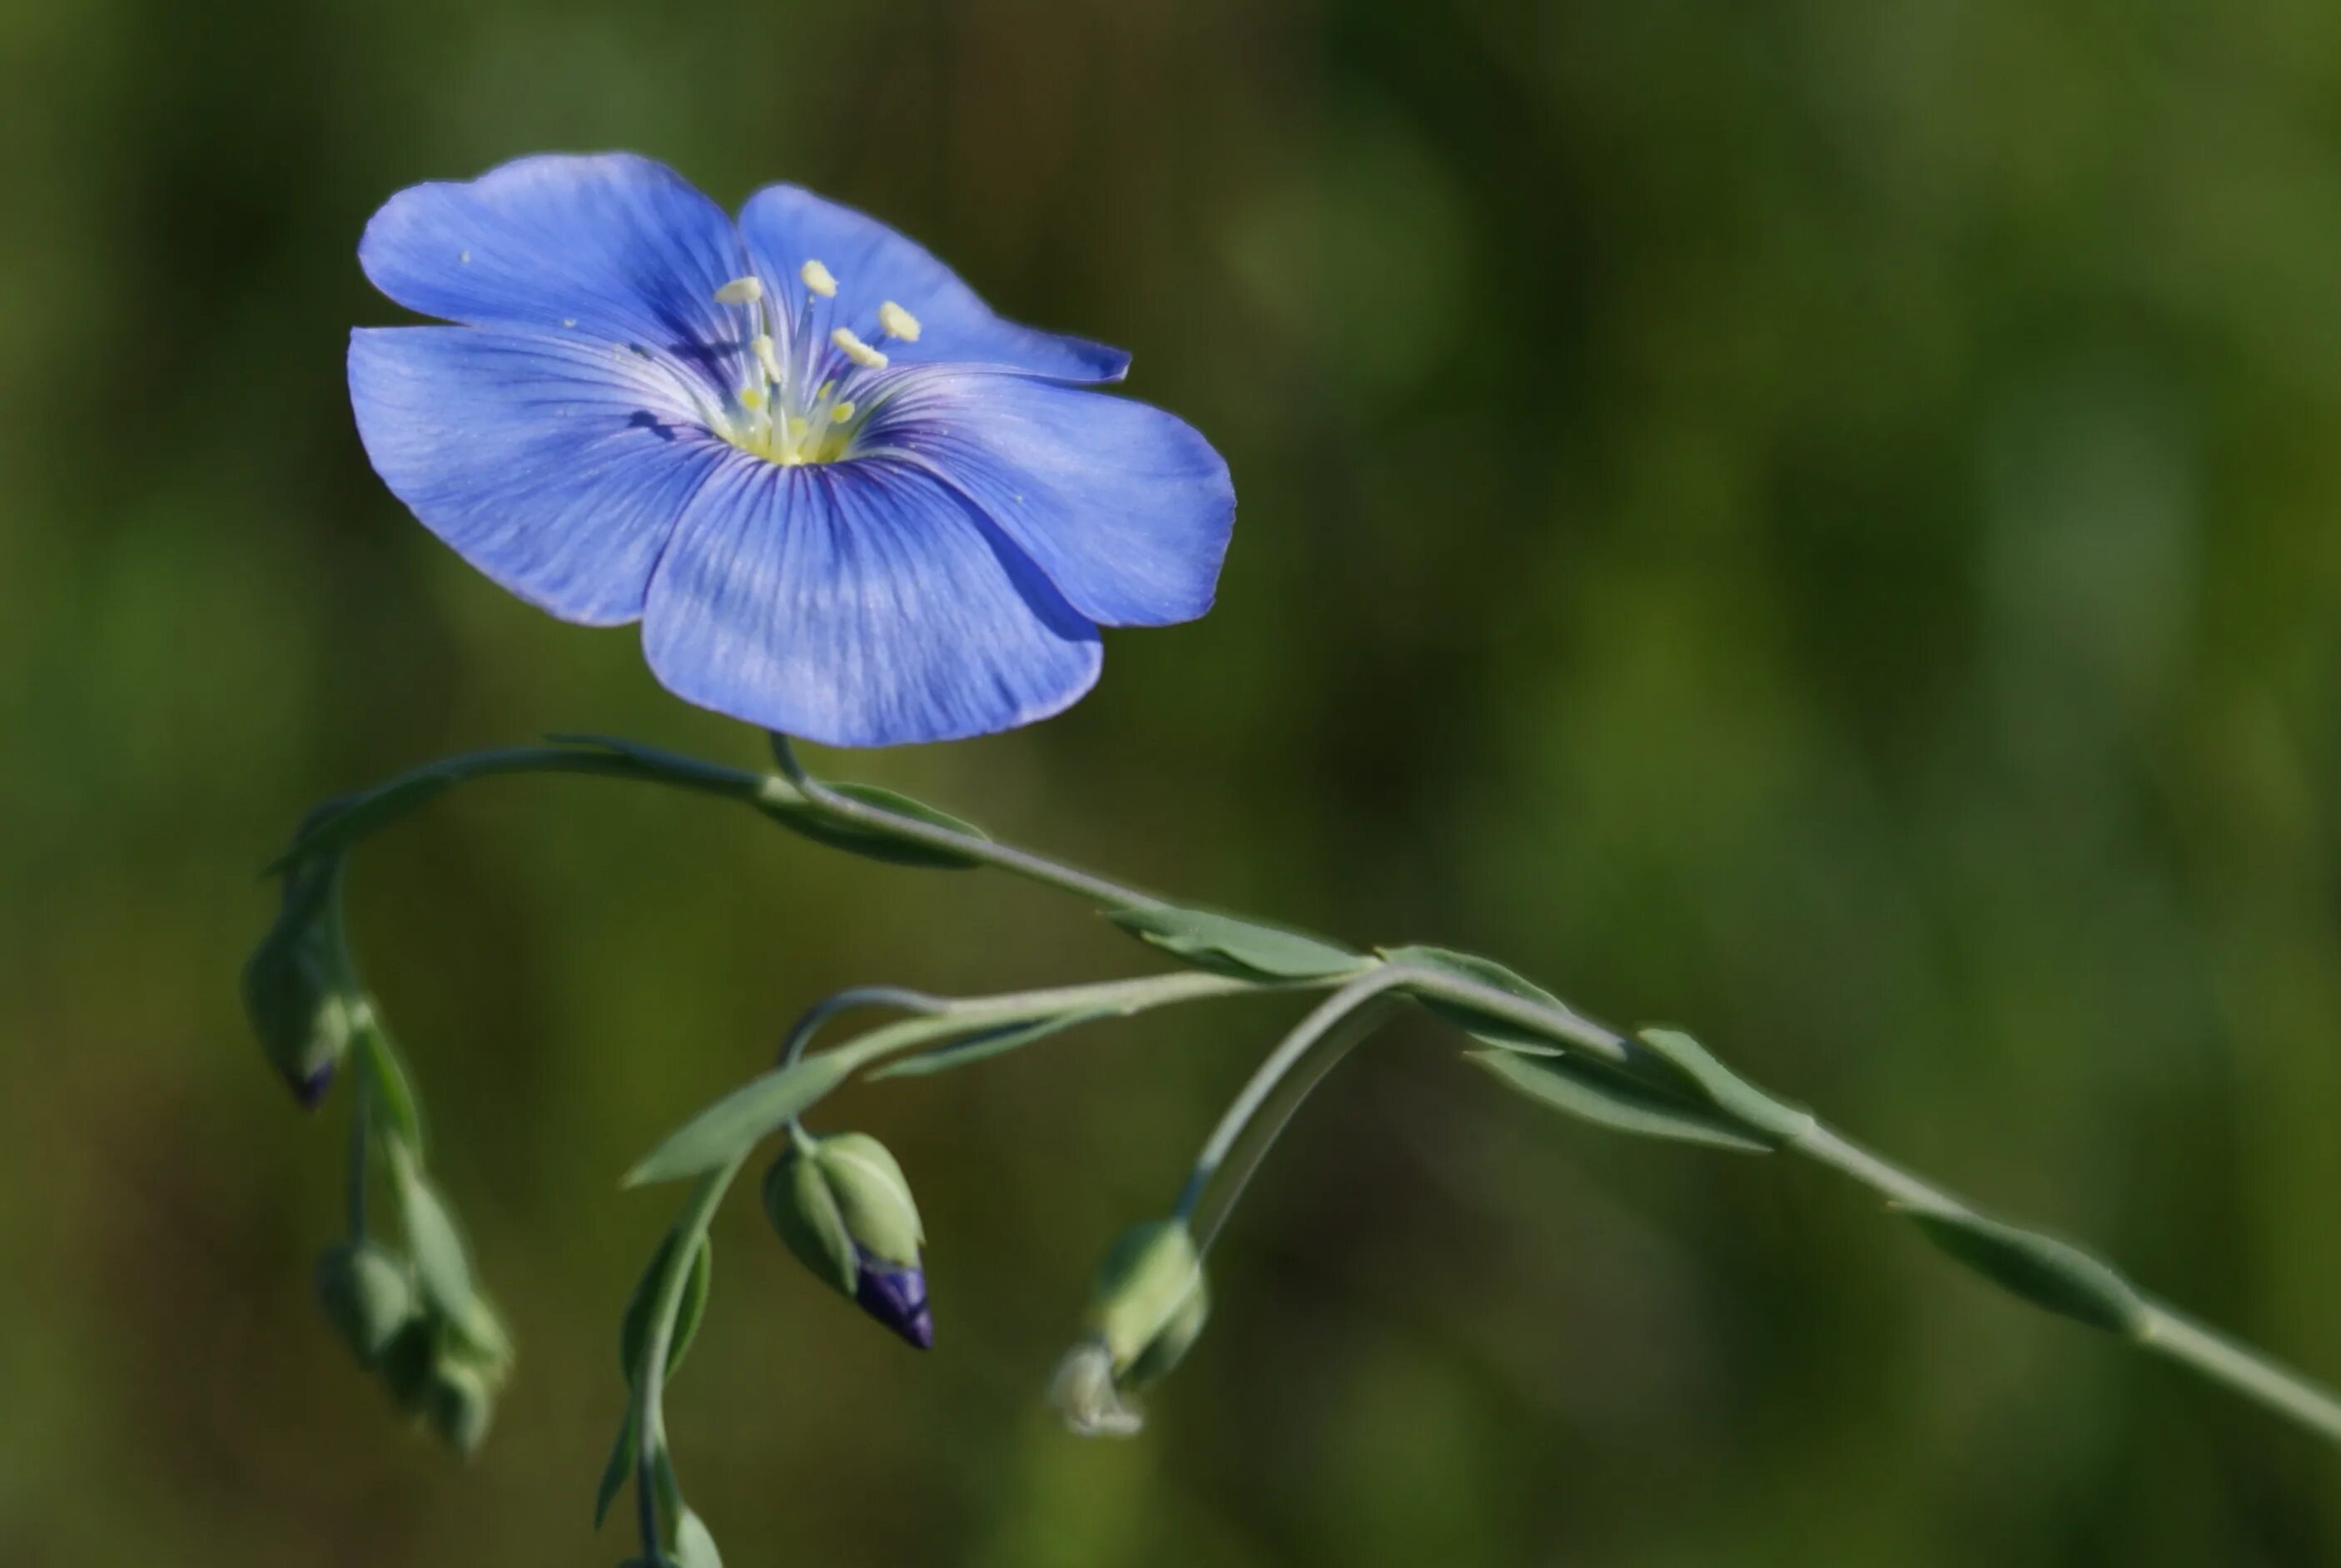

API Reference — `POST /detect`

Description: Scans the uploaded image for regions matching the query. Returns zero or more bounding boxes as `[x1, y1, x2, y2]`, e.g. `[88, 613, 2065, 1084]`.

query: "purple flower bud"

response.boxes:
[291, 1060, 337, 1109]
[852, 1248, 932, 1350]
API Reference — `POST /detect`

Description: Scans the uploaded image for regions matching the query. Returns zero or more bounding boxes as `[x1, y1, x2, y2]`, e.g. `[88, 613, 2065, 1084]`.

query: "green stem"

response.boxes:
[291, 734, 2341, 1446]
[634, 1159, 744, 1566]
[1789, 1122, 2341, 1441]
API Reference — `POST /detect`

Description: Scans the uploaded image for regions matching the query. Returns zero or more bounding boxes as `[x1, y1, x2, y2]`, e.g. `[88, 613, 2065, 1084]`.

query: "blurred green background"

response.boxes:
[6, 0, 2341, 1562]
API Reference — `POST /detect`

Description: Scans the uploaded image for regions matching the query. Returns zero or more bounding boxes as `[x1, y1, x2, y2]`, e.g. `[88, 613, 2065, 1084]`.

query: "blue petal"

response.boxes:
[642, 454, 1101, 747]
[359, 153, 755, 402]
[857, 370, 1234, 626]
[737, 185, 1130, 383]
[349, 326, 729, 625]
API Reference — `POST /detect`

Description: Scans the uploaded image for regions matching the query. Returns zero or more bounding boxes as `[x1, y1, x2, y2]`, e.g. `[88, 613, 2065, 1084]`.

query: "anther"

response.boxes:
[714, 275, 764, 305]
[753, 334, 786, 385]
[877, 301, 922, 342]
[800, 260, 838, 299]
[832, 327, 888, 370]
[830, 400, 857, 422]
[738, 385, 768, 411]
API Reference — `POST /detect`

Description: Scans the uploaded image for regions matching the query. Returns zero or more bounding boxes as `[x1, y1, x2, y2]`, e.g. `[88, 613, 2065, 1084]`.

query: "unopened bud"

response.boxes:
[1086, 1221, 1208, 1377]
[241, 856, 363, 1108]
[763, 1132, 931, 1347]
[315, 1242, 416, 1367]
[425, 1360, 495, 1456]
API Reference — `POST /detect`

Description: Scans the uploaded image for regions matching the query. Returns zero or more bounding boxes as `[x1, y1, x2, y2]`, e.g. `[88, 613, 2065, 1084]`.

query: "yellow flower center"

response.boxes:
[706, 261, 922, 467]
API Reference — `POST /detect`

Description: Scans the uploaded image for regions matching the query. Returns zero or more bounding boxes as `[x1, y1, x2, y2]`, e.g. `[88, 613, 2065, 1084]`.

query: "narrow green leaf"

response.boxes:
[675, 1508, 724, 1568]
[593, 1402, 636, 1529]
[1381, 945, 1573, 1053]
[358, 1020, 425, 1155]
[1106, 905, 1370, 981]
[1901, 1204, 2148, 1336]
[624, 1054, 856, 1188]
[1470, 1049, 1773, 1153]
[871, 1010, 1114, 1079]
[754, 782, 989, 870]
[620, 1233, 716, 1382]
[1633, 1028, 1815, 1146]
[389, 1148, 475, 1317]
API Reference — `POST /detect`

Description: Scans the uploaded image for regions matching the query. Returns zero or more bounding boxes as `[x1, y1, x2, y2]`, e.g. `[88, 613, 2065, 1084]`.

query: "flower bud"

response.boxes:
[241, 856, 363, 1107]
[314, 1241, 417, 1367]
[762, 1131, 932, 1348]
[425, 1361, 495, 1457]
[1086, 1221, 1208, 1380]
[1048, 1221, 1211, 1437]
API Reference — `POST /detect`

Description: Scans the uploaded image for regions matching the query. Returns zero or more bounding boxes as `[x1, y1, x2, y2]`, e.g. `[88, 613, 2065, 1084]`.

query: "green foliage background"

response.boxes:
[4, 0, 2340, 1562]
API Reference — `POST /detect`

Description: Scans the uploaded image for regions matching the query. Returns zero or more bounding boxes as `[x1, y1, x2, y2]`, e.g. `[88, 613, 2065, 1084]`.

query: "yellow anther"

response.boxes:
[714, 275, 764, 305]
[738, 385, 768, 410]
[831, 327, 888, 369]
[830, 400, 857, 422]
[800, 260, 838, 298]
[753, 333, 786, 385]
[877, 301, 922, 341]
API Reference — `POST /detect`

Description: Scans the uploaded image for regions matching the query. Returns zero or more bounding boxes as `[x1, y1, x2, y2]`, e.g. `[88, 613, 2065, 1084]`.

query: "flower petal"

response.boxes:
[857, 370, 1234, 626]
[737, 185, 1130, 383]
[642, 454, 1101, 747]
[359, 153, 754, 401]
[349, 326, 729, 625]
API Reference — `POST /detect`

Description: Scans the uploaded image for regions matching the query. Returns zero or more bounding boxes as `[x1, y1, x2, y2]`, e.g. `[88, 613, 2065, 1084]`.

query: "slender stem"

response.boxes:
[2140, 1306, 2341, 1441]
[634, 1158, 744, 1566]
[1789, 1121, 2341, 1440]
[295, 733, 2341, 1446]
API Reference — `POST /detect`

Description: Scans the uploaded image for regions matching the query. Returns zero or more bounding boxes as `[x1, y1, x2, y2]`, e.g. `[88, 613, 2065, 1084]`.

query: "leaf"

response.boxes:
[755, 782, 990, 871]
[624, 1054, 857, 1187]
[871, 1010, 1116, 1079]
[620, 1233, 715, 1382]
[593, 1403, 636, 1528]
[1380, 945, 1573, 1053]
[1901, 1204, 2147, 1336]
[1469, 1049, 1773, 1154]
[390, 1148, 475, 1317]
[1106, 905, 1370, 981]
[1632, 1028, 1815, 1146]
[674, 1508, 724, 1568]
[357, 1020, 425, 1154]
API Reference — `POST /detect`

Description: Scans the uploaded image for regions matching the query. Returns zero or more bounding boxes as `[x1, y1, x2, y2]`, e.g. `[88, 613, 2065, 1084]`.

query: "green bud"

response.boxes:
[314, 1242, 416, 1367]
[241, 856, 363, 1108]
[1085, 1221, 1206, 1377]
[425, 1361, 495, 1456]
[763, 1132, 932, 1347]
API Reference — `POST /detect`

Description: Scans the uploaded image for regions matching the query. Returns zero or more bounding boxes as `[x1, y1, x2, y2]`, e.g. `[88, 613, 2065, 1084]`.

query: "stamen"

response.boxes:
[830, 400, 857, 422]
[877, 301, 922, 342]
[714, 275, 764, 305]
[753, 334, 786, 385]
[831, 327, 888, 370]
[800, 260, 838, 298]
[738, 385, 768, 410]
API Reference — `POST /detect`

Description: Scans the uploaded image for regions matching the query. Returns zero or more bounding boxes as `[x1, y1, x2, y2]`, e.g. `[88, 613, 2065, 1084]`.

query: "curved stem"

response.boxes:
[634, 1158, 744, 1566]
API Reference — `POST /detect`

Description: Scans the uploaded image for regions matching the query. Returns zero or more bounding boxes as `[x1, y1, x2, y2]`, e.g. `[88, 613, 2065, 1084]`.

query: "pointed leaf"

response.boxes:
[389, 1147, 475, 1316]
[1469, 1049, 1772, 1154]
[357, 1020, 426, 1155]
[1901, 1204, 2147, 1336]
[1107, 905, 1369, 981]
[620, 1233, 715, 1381]
[871, 1010, 1115, 1079]
[624, 1054, 857, 1187]
[754, 783, 989, 870]
[1633, 1028, 1814, 1146]
[593, 1404, 636, 1529]
[1382, 945, 1573, 1053]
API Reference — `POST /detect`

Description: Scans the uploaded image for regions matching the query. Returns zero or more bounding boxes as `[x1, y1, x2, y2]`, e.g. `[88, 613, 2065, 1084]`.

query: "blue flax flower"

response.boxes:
[349, 154, 1234, 747]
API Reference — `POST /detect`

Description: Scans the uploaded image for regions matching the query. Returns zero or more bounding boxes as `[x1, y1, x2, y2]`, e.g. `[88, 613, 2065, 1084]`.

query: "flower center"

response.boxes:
[708, 261, 922, 467]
